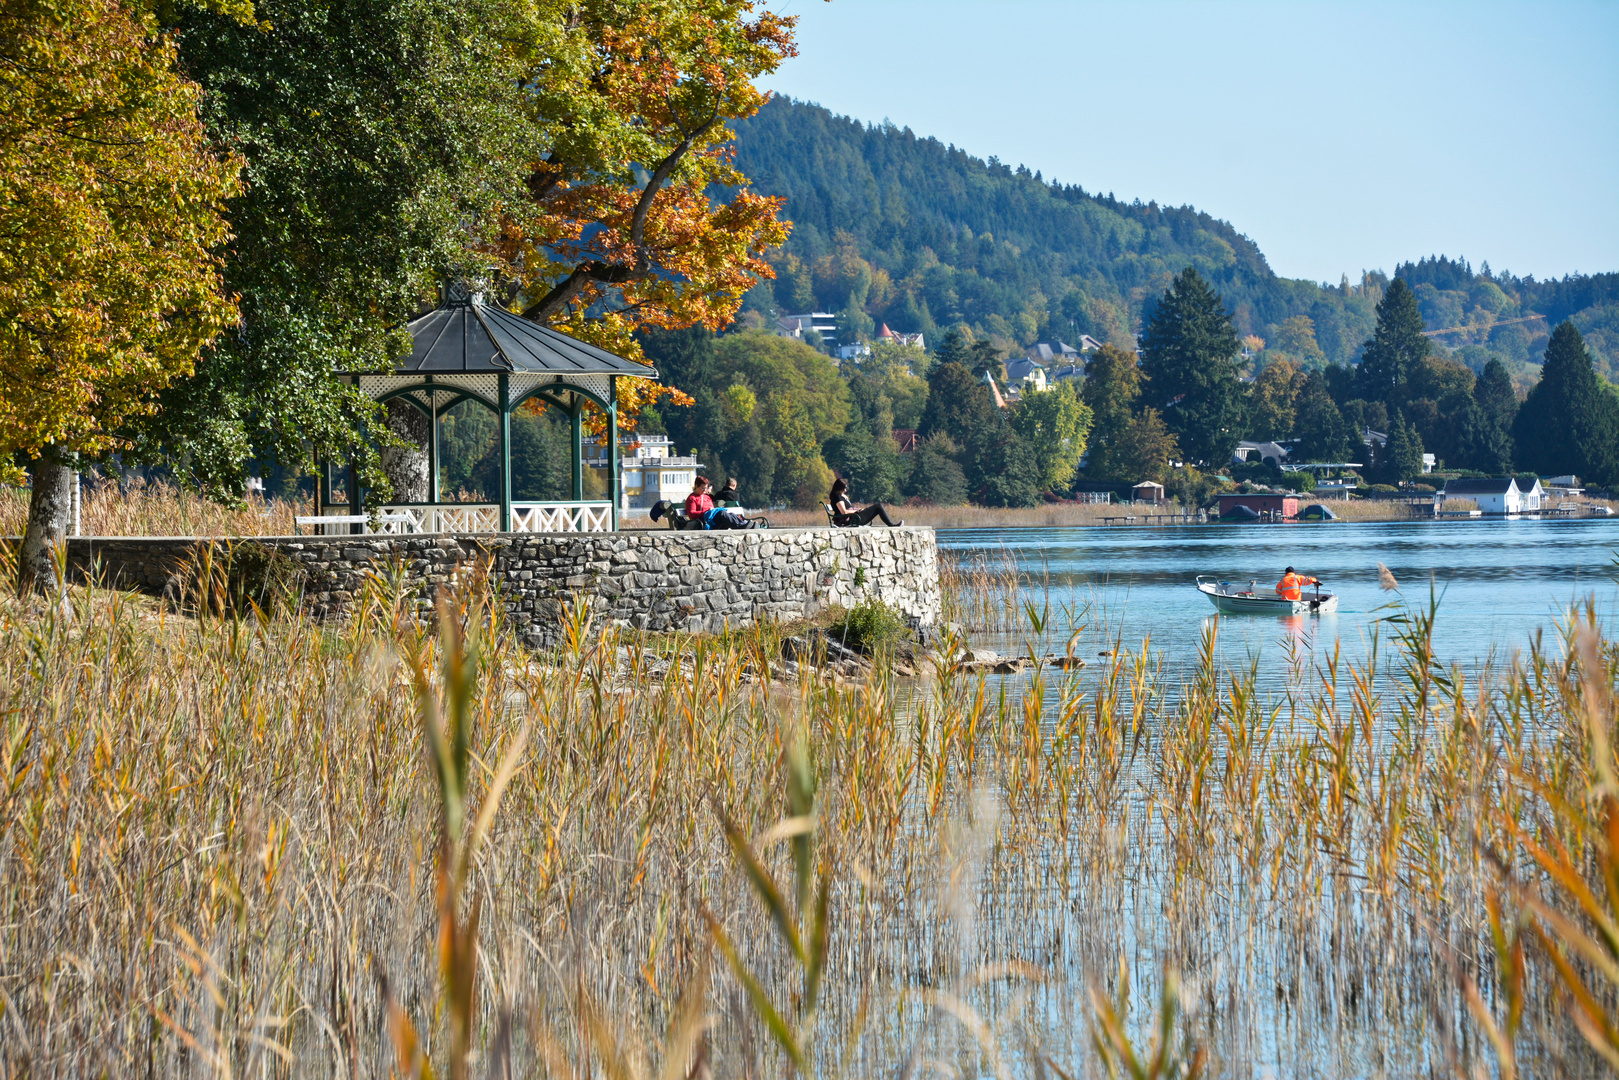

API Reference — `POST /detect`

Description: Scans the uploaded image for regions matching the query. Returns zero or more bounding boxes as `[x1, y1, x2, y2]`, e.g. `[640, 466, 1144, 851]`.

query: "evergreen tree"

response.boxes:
[1137, 267, 1244, 466]
[1511, 321, 1619, 485]
[1451, 397, 1513, 474]
[903, 435, 968, 505]
[1378, 412, 1425, 484]
[919, 361, 998, 444]
[1474, 358, 1518, 432]
[1290, 371, 1353, 462]
[1355, 277, 1431, 405]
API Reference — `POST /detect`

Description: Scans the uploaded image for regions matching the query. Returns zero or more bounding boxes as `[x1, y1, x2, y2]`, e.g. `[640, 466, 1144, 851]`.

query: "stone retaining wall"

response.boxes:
[63, 528, 941, 646]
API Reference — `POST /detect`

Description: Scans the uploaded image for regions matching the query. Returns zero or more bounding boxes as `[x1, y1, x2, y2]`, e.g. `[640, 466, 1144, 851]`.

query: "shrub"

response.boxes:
[825, 598, 907, 653]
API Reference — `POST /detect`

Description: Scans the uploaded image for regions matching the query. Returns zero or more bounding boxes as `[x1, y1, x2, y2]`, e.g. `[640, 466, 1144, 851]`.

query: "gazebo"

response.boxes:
[318, 281, 657, 533]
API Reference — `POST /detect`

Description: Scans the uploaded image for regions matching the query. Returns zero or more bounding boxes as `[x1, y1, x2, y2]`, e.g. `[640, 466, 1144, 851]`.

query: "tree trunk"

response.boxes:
[380, 400, 431, 503]
[18, 449, 73, 595]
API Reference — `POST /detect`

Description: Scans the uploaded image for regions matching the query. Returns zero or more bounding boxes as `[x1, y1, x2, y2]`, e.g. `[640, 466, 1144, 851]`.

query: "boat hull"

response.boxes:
[1197, 580, 1337, 615]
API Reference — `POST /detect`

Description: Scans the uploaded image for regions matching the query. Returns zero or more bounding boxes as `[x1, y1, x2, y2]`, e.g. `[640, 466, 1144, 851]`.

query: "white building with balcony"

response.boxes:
[585, 434, 702, 510]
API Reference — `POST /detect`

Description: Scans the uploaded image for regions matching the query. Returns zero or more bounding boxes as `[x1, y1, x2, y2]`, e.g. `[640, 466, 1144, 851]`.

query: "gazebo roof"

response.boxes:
[350, 285, 655, 378]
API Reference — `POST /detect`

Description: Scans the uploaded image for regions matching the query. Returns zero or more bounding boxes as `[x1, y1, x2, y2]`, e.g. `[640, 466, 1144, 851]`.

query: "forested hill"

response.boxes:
[730, 97, 1619, 377]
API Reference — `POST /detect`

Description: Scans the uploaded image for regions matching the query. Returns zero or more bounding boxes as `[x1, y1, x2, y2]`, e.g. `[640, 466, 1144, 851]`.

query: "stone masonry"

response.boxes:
[63, 527, 941, 647]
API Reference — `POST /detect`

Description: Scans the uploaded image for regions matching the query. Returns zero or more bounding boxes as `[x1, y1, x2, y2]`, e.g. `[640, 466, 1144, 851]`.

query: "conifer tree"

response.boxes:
[1380, 412, 1425, 484]
[1138, 267, 1243, 466]
[1511, 322, 1619, 485]
[1355, 277, 1431, 405]
[1291, 372, 1353, 462]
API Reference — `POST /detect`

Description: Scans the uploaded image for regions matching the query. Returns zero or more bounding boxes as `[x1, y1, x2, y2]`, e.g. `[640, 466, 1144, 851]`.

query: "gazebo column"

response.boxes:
[608, 376, 620, 530]
[428, 383, 439, 505]
[347, 456, 363, 535]
[497, 372, 511, 532]
[569, 397, 584, 501]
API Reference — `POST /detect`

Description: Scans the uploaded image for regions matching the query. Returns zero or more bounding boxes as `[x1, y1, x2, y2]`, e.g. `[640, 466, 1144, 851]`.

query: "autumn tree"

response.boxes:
[501, 0, 795, 349]
[1268, 315, 1326, 368]
[1113, 408, 1181, 485]
[1138, 267, 1244, 466]
[0, 0, 240, 591]
[1247, 359, 1304, 440]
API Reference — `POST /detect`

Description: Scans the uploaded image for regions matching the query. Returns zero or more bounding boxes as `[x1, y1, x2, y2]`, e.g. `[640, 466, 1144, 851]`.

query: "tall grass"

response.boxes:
[0, 478, 301, 537]
[0, 553, 1614, 1076]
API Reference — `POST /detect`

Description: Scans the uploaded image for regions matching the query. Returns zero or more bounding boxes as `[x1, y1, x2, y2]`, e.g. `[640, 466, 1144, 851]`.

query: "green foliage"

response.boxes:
[1512, 321, 1619, 485]
[1356, 278, 1433, 404]
[1376, 412, 1426, 485]
[642, 328, 848, 508]
[903, 435, 968, 505]
[1138, 267, 1244, 466]
[1079, 344, 1143, 481]
[1011, 382, 1093, 493]
[919, 360, 998, 444]
[731, 98, 1386, 363]
[132, 0, 538, 498]
[825, 598, 907, 654]
[1247, 359, 1304, 441]
[1291, 371, 1354, 462]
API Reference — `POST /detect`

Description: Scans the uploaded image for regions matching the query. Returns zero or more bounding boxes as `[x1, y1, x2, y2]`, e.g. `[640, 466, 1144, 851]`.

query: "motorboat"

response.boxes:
[1196, 575, 1338, 615]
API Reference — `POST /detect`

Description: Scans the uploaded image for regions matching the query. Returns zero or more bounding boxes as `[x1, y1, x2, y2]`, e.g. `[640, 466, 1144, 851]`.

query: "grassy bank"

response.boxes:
[0, 543, 1614, 1076]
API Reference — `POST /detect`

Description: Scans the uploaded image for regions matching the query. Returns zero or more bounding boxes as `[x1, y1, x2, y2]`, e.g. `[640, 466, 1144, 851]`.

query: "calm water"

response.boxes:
[939, 517, 1619, 689]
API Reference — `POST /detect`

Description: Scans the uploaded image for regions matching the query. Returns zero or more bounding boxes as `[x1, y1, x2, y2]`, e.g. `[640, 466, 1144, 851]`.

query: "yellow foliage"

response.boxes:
[0, 0, 241, 466]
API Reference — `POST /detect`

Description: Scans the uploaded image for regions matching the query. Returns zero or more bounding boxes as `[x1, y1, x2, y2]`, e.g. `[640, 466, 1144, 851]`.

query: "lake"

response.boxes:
[939, 516, 1619, 690]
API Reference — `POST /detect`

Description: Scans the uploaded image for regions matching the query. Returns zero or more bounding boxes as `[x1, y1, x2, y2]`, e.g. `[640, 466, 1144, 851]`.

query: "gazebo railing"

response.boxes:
[510, 501, 612, 533]
[315, 501, 613, 534]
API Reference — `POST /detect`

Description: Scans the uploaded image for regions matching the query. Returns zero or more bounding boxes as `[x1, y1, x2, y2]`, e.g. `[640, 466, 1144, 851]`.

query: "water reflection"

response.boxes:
[941, 517, 1619, 689]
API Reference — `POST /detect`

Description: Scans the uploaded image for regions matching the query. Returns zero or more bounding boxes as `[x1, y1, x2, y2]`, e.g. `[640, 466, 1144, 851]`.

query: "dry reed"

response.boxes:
[0, 548, 1613, 1077]
[0, 478, 301, 537]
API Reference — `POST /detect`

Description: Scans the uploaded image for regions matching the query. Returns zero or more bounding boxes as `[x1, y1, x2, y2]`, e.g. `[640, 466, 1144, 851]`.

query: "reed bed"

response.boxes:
[0, 552, 1614, 1078]
[0, 479, 302, 537]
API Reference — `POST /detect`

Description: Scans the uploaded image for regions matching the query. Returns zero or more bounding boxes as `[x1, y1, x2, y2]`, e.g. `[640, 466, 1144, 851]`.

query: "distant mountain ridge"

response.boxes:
[731, 97, 1619, 378]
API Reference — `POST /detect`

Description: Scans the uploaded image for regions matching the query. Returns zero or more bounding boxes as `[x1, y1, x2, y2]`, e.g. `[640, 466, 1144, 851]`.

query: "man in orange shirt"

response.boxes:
[1275, 566, 1320, 601]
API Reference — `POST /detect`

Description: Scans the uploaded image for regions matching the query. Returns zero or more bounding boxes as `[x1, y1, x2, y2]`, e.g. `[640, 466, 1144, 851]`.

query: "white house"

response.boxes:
[1441, 476, 1542, 514]
[584, 434, 702, 510]
[1233, 440, 1291, 467]
[836, 341, 871, 362]
[777, 312, 841, 341]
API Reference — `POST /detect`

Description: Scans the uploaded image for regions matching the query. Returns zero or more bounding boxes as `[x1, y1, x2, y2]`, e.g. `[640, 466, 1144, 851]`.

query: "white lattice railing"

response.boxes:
[317, 502, 612, 534]
[510, 501, 613, 533]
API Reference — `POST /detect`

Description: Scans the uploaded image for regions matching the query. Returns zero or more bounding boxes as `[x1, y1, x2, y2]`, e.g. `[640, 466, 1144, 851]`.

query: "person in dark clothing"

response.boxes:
[829, 477, 902, 527]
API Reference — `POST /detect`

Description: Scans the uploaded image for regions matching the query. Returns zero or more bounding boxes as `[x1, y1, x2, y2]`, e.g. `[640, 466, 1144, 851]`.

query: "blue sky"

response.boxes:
[759, 0, 1619, 284]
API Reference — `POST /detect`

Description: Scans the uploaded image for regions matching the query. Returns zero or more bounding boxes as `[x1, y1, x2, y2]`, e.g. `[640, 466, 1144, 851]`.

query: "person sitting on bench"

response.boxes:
[684, 476, 753, 530]
[828, 477, 902, 527]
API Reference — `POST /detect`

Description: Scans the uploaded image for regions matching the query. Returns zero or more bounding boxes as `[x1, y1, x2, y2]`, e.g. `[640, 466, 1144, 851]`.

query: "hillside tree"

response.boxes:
[1356, 277, 1431, 405]
[1511, 321, 1619, 485]
[1, 0, 240, 591]
[1138, 267, 1244, 466]
[1079, 344, 1143, 482]
[1290, 372, 1354, 463]
[1011, 383, 1092, 493]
